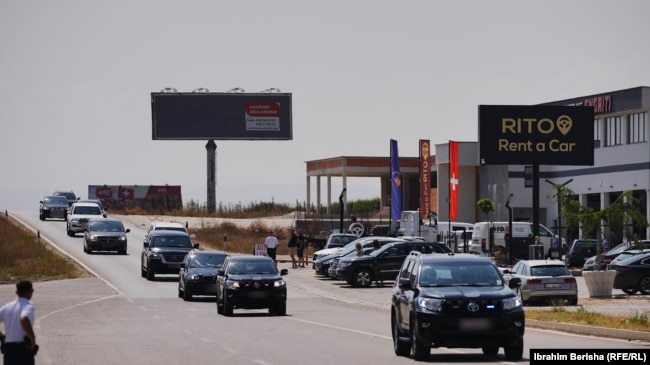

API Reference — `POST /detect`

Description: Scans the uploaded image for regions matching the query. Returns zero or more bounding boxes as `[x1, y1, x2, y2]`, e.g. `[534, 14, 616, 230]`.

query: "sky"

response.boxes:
[2, 0, 649, 212]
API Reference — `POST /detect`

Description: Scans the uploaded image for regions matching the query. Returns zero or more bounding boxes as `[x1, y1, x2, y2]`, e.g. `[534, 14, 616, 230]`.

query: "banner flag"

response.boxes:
[449, 140, 459, 221]
[419, 140, 431, 217]
[390, 139, 402, 220]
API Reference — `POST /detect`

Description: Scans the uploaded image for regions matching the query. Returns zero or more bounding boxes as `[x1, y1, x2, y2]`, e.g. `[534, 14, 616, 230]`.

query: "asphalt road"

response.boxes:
[2, 212, 649, 364]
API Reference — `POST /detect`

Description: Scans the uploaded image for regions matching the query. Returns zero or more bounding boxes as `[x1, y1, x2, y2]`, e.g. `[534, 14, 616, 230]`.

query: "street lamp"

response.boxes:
[505, 193, 513, 265]
[545, 179, 573, 243]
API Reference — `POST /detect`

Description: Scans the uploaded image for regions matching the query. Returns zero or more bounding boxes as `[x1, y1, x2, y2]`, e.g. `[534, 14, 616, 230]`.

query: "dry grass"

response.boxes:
[526, 305, 650, 332]
[0, 216, 89, 284]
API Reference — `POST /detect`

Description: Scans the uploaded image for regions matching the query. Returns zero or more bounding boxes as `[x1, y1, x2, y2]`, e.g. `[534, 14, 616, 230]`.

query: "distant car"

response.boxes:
[216, 255, 288, 316]
[83, 218, 130, 255]
[141, 230, 199, 281]
[335, 241, 452, 287]
[612, 251, 650, 295]
[178, 250, 228, 301]
[66, 202, 107, 236]
[565, 239, 598, 267]
[77, 199, 107, 214]
[53, 190, 79, 207]
[144, 221, 191, 246]
[324, 233, 359, 249]
[607, 248, 650, 271]
[39, 195, 69, 221]
[502, 259, 578, 305]
[583, 240, 650, 271]
[391, 252, 524, 361]
[313, 236, 404, 276]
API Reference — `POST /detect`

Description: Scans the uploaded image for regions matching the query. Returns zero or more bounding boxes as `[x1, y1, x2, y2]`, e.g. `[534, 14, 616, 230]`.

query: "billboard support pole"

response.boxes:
[206, 139, 217, 213]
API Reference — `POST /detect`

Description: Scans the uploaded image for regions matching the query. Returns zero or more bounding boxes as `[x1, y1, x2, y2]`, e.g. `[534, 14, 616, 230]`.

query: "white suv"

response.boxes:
[143, 221, 193, 245]
[66, 202, 106, 236]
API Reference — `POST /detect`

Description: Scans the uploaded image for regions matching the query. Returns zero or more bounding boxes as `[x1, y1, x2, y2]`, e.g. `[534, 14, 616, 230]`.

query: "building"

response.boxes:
[305, 86, 649, 242]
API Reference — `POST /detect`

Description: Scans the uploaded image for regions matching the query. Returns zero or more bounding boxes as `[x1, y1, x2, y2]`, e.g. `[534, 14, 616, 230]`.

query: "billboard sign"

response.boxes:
[478, 105, 594, 165]
[151, 92, 293, 140]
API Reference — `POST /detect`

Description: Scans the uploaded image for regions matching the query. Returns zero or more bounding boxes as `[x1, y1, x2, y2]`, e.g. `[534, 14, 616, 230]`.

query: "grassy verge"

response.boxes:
[526, 306, 649, 332]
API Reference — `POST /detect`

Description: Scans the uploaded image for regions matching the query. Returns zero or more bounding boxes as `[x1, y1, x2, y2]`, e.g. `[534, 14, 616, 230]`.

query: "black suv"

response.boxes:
[336, 241, 452, 287]
[141, 230, 199, 280]
[216, 255, 288, 316]
[178, 250, 228, 301]
[391, 252, 524, 361]
[53, 190, 79, 207]
[39, 195, 69, 220]
[566, 239, 598, 267]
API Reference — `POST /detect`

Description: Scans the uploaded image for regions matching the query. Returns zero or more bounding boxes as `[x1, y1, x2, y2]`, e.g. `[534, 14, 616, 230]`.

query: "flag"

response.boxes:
[449, 140, 459, 221]
[419, 140, 430, 217]
[390, 139, 402, 221]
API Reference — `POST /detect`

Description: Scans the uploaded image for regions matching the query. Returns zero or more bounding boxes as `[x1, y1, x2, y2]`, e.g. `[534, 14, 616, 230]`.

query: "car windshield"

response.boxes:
[530, 265, 570, 276]
[151, 236, 192, 248]
[74, 206, 102, 215]
[189, 254, 226, 268]
[419, 263, 503, 287]
[158, 227, 187, 232]
[56, 192, 76, 200]
[45, 196, 67, 205]
[228, 260, 277, 275]
[89, 221, 124, 232]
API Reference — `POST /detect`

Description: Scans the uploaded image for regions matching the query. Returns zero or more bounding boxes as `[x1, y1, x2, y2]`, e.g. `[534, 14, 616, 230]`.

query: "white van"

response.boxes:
[468, 221, 559, 256]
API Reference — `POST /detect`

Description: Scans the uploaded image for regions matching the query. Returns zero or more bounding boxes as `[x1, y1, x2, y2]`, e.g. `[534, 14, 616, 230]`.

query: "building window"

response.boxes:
[627, 112, 647, 144]
[604, 116, 623, 147]
[593, 119, 601, 148]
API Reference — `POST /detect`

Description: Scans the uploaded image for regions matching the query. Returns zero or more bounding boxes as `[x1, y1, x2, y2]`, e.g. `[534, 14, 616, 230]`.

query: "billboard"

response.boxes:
[151, 92, 293, 140]
[478, 105, 594, 165]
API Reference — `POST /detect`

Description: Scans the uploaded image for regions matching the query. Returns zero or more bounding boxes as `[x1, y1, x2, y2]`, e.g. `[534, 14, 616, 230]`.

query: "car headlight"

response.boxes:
[338, 261, 350, 269]
[415, 297, 443, 313]
[118, 235, 127, 241]
[273, 279, 286, 288]
[188, 274, 201, 281]
[323, 258, 333, 265]
[89, 234, 98, 240]
[502, 296, 523, 311]
[226, 279, 241, 289]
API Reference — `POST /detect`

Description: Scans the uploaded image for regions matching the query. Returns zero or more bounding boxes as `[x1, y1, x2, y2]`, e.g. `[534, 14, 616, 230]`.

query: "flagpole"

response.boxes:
[448, 141, 451, 242]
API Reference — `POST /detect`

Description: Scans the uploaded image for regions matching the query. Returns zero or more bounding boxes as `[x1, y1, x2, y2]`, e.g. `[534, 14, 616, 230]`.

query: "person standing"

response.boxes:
[288, 229, 298, 268]
[296, 229, 306, 268]
[0, 280, 38, 365]
[265, 231, 279, 265]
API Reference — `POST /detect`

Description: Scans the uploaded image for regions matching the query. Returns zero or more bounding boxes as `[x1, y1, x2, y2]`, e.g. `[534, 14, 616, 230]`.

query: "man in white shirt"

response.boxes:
[265, 231, 279, 265]
[0, 280, 38, 365]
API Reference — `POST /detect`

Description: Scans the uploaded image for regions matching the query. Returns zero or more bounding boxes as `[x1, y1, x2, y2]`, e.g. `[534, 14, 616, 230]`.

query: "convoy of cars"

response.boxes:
[141, 230, 199, 280]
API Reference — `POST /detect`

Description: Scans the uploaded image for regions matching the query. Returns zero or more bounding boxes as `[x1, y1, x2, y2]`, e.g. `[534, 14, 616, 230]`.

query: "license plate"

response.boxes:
[459, 318, 491, 331]
[545, 283, 561, 288]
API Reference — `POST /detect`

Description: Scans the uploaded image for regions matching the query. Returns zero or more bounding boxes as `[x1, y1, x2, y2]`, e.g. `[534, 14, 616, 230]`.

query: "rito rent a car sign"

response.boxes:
[478, 105, 594, 165]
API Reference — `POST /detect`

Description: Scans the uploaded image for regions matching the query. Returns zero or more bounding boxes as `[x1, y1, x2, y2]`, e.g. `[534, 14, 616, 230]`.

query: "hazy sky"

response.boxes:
[2, 0, 649, 212]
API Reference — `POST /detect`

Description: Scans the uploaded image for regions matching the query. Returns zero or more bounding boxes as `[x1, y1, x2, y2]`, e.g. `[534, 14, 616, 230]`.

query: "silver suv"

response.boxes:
[66, 202, 106, 236]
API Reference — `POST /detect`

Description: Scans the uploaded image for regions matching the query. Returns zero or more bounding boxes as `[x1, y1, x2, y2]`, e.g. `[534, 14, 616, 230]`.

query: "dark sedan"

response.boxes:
[39, 195, 69, 220]
[612, 251, 650, 295]
[83, 218, 130, 254]
[178, 250, 228, 301]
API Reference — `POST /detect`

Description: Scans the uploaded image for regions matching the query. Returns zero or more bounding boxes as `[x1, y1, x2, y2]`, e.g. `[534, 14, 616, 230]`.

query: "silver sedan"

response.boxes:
[502, 259, 578, 306]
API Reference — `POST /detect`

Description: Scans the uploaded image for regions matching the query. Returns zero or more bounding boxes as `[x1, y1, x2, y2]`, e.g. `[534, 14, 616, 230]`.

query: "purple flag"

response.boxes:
[390, 139, 402, 220]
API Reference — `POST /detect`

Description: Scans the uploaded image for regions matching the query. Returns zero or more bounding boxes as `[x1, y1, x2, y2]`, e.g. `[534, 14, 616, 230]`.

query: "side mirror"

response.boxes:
[508, 277, 522, 289]
[280, 268, 289, 275]
[193, 243, 200, 249]
[143, 242, 149, 248]
[398, 278, 412, 290]
[125, 228, 130, 233]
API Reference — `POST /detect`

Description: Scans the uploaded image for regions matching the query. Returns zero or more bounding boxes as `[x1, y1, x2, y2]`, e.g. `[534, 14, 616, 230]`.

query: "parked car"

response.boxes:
[391, 252, 524, 361]
[612, 251, 650, 295]
[502, 259, 577, 305]
[336, 241, 452, 287]
[178, 250, 228, 301]
[66, 202, 107, 236]
[83, 218, 130, 255]
[565, 239, 598, 267]
[607, 248, 650, 271]
[327, 237, 409, 279]
[39, 195, 69, 221]
[216, 255, 288, 316]
[53, 190, 79, 207]
[141, 230, 199, 280]
[324, 233, 359, 249]
[583, 240, 650, 271]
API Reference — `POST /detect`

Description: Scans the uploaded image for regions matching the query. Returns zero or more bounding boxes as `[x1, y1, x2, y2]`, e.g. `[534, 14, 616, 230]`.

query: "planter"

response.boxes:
[582, 270, 616, 298]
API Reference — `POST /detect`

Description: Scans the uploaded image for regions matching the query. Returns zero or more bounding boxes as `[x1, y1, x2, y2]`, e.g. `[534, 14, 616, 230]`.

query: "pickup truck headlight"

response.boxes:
[226, 279, 241, 289]
[502, 296, 523, 311]
[273, 279, 286, 288]
[416, 297, 443, 313]
[188, 274, 201, 281]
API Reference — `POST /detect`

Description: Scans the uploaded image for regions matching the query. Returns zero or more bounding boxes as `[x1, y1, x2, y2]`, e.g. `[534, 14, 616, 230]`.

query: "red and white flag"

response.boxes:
[449, 141, 459, 221]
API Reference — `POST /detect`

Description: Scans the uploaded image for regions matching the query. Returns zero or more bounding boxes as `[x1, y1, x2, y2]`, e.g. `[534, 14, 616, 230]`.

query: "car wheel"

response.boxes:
[410, 317, 430, 361]
[504, 338, 524, 361]
[141, 264, 146, 278]
[392, 312, 410, 356]
[39, 213, 45, 221]
[183, 288, 192, 301]
[146, 267, 155, 281]
[83, 243, 87, 253]
[216, 294, 224, 314]
[178, 283, 183, 298]
[568, 296, 578, 306]
[352, 268, 373, 288]
[67, 226, 74, 237]
[515, 287, 526, 306]
[269, 302, 286, 316]
[623, 287, 638, 295]
[223, 297, 234, 316]
[482, 346, 498, 355]
[638, 275, 650, 295]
